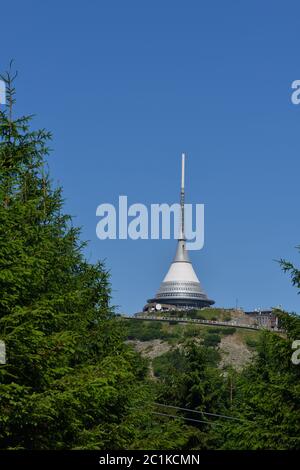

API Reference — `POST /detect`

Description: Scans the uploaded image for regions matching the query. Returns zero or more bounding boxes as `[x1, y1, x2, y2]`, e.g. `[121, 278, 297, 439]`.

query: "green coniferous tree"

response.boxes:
[0, 69, 150, 450]
[218, 248, 300, 449]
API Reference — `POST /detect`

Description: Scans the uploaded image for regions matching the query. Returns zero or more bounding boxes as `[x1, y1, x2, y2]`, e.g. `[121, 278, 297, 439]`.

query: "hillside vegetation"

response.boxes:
[142, 307, 252, 323]
[124, 318, 259, 372]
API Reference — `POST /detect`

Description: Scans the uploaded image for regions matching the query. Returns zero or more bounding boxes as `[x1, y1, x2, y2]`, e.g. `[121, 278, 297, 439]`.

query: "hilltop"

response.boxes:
[136, 307, 257, 325]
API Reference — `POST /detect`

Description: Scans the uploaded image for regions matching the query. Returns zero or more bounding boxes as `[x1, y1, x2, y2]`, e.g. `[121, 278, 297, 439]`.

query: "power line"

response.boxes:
[130, 403, 253, 425]
[151, 411, 221, 426]
[154, 402, 249, 422]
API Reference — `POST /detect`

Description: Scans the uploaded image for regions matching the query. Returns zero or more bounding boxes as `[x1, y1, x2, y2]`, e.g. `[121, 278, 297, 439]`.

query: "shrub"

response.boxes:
[184, 326, 201, 337]
[203, 334, 221, 348]
[221, 327, 236, 335]
[245, 337, 258, 349]
[223, 314, 232, 321]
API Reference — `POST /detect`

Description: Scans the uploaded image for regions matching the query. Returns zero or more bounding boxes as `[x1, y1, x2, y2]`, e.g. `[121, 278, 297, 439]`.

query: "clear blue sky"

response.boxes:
[1, 0, 300, 314]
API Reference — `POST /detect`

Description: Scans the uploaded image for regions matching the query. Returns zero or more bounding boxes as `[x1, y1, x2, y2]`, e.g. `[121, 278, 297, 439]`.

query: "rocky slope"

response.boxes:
[124, 311, 260, 375]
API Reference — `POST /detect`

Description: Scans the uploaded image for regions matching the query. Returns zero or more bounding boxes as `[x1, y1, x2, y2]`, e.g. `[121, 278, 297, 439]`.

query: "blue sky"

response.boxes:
[1, 0, 300, 314]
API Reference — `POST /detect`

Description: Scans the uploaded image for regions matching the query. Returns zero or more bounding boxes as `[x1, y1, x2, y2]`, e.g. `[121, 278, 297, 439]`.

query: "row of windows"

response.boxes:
[157, 292, 205, 299]
[162, 282, 200, 287]
[159, 287, 201, 293]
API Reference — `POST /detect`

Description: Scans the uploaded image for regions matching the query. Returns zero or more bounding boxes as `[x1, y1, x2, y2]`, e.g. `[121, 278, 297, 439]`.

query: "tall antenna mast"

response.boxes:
[180, 153, 185, 240]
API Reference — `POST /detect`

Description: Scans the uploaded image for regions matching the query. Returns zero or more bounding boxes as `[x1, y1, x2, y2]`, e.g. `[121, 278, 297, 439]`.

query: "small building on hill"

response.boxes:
[245, 310, 279, 329]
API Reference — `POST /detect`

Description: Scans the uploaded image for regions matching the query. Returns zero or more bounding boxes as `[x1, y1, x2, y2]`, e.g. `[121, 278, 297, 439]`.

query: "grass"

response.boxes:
[188, 308, 233, 321]
[125, 320, 182, 342]
[124, 319, 248, 350]
[235, 329, 261, 345]
[149, 307, 233, 321]
[206, 327, 236, 335]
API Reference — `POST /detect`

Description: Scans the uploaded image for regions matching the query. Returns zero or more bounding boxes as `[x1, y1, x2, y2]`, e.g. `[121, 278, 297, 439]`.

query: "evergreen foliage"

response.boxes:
[0, 69, 149, 450]
[219, 319, 300, 449]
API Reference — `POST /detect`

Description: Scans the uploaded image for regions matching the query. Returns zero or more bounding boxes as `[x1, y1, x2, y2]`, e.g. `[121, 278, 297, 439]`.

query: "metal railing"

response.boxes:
[119, 314, 281, 331]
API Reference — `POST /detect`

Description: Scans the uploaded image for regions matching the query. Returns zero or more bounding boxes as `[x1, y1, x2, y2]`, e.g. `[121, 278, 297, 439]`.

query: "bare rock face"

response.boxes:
[219, 333, 255, 372]
[126, 339, 172, 360]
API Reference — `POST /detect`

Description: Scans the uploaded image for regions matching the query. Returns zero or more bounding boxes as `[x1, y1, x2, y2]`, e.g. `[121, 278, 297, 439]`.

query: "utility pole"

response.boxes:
[0, 340, 6, 365]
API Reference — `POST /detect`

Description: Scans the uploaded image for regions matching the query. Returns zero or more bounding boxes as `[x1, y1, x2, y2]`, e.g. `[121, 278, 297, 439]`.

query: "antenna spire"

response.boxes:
[181, 152, 185, 190]
[180, 153, 185, 240]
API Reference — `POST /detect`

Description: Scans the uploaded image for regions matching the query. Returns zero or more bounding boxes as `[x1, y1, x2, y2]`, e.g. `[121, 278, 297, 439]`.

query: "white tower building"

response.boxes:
[145, 154, 214, 310]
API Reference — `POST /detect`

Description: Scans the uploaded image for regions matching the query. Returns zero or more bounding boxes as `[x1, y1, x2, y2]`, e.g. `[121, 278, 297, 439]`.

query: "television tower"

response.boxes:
[145, 153, 214, 311]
